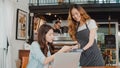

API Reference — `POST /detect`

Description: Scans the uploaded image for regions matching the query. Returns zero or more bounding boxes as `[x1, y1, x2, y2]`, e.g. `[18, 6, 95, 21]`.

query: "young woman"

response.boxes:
[27, 24, 72, 68]
[68, 4, 105, 66]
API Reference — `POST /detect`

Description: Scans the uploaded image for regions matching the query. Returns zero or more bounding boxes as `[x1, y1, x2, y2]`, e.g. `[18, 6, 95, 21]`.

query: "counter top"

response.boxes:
[81, 66, 120, 68]
[53, 35, 78, 45]
[54, 36, 72, 41]
[53, 40, 77, 45]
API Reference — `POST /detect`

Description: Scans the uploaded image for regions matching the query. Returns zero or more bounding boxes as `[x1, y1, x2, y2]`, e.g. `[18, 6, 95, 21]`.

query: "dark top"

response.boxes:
[76, 24, 105, 66]
[53, 29, 61, 33]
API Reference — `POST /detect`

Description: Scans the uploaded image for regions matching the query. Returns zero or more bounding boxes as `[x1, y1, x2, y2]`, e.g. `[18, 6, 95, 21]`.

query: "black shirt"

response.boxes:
[53, 29, 61, 33]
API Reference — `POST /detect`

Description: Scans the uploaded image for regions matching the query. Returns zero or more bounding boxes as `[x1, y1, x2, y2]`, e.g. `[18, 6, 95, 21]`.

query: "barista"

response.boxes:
[53, 20, 62, 34]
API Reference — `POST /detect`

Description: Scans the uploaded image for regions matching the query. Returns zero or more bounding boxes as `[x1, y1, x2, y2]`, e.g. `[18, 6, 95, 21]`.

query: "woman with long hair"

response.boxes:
[68, 4, 105, 66]
[27, 24, 72, 68]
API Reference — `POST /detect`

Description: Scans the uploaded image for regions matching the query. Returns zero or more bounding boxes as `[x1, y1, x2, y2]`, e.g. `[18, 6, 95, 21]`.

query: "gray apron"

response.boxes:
[76, 24, 105, 66]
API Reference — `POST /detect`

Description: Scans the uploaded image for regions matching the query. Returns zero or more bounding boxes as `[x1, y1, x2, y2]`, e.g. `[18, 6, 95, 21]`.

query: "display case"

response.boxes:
[53, 34, 77, 52]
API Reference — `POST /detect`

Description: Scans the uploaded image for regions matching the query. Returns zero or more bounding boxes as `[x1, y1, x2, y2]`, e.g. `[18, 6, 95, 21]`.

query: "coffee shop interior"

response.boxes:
[1, 0, 120, 68]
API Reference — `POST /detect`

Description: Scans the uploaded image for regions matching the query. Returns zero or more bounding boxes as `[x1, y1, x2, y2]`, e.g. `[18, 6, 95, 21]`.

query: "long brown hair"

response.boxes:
[37, 24, 54, 57]
[68, 4, 91, 40]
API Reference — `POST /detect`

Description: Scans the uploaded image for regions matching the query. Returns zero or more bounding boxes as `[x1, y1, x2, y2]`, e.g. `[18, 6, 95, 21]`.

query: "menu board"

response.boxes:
[105, 35, 116, 48]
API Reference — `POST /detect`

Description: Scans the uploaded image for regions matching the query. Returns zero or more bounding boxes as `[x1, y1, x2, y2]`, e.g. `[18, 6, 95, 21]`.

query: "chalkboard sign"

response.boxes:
[105, 35, 116, 48]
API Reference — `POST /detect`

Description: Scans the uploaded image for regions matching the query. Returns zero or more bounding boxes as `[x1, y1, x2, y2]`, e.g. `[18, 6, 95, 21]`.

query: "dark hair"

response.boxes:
[55, 20, 61, 24]
[37, 24, 54, 56]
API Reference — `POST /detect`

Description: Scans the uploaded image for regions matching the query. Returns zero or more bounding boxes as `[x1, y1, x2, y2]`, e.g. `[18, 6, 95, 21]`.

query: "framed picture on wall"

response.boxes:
[16, 9, 27, 40]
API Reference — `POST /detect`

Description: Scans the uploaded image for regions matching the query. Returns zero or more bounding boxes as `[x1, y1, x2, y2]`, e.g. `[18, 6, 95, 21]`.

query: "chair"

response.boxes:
[21, 57, 29, 68]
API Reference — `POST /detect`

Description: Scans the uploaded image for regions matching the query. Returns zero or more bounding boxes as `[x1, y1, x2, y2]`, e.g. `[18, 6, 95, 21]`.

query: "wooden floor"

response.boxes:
[82, 66, 120, 68]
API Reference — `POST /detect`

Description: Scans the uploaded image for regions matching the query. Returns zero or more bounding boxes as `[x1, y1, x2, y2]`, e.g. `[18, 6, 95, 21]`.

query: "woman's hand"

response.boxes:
[72, 43, 81, 49]
[48, 65, 52, 68]
[72, 44, 79, 50]
[59, 46, 72, 53]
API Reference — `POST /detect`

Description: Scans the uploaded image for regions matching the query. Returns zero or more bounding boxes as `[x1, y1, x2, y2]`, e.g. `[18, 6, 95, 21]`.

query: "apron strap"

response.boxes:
[76, 22, 80, 31]
[85, 23, 90, 32]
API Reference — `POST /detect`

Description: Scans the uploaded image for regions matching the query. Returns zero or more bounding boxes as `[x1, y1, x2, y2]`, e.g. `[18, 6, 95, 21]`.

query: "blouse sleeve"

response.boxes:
[87, 19, 98, 30]
[30, 41, 46, 64]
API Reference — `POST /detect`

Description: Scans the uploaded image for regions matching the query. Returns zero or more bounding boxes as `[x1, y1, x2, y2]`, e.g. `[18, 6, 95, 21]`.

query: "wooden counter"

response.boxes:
[82, 66, 120, 68]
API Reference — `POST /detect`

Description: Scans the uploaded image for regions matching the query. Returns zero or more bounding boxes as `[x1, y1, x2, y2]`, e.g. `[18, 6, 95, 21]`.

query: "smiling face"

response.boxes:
[71, 8, 81, 22]
[45, 29, 54, 43]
